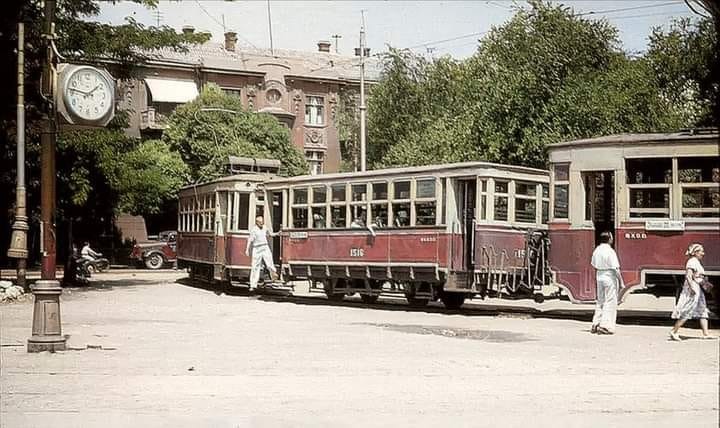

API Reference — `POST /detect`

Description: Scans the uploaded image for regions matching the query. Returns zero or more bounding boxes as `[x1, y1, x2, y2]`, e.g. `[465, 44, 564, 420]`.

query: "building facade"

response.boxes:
[118, 31, 379, 175]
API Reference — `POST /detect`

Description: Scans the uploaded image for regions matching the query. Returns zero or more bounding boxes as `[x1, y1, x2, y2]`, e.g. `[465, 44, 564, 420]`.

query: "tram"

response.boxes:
[177, 130, 719, 311]
[547, 129, 719, 304]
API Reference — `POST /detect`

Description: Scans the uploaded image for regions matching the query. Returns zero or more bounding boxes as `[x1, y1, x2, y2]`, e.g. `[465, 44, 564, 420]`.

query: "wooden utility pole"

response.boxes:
[359, 11, 367, 172]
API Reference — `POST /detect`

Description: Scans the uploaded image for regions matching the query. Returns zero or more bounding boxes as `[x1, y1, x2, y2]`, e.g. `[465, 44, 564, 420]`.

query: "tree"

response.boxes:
[163, 84, 308, 181]
[646, 17, 717, 126]
[1, 1, 208, 266]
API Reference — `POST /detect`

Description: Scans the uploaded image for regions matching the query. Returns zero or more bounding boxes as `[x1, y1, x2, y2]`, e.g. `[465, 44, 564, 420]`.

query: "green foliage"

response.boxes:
[163, 84, 308, 181]
[369, 1, 705, 170]
[646, 18, 718, 126]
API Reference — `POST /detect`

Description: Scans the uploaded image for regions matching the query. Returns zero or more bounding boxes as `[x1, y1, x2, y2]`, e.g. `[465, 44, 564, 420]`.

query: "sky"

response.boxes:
[93, 1, 697, 58]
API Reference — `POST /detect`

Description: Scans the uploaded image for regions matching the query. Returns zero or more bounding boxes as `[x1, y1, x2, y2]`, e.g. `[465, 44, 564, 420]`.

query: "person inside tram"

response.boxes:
[394, 210, 409, 227]
[350, 216, 366, 228]
[245, 215, 281, 290]
[313, 213, 325, 229]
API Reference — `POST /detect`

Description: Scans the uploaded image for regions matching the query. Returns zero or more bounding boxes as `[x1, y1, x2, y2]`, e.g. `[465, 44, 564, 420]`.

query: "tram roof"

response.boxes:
[265, 161, 548, 186]
[549, 129, 719, 149]
[179, 173, 272, 191]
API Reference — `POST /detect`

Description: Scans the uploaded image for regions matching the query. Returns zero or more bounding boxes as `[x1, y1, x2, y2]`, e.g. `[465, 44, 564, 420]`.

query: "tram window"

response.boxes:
[629, 188, 669, 218]
[312, 186, 326, 204]
[416, 179, 436, 198]
[626, 159, 672, 184]
[554, 164, 569, 181]
[393, 203, 411, 227]
[292, 207, 308, 228]
[494, 180, 509, 222]
[372, 182, 388, 200]
[350, 206, 368, 227]
[554, 185, 569, 219]
[236, 193, 250, 230]
[542, 200, 550, 223]
[293, 188, 308, 205]
[330, 205, 347, 228]
[311, 207, 326, 228]
[479, 180, 487, 221]
[682, 188, 720, 217]
[415, 202, 436, 225]
[331, 184, 346, 202]
[494, 196, 508, 221]
[352, 184, 368, 202]
[678, 157, 720, 183]
[371, 204, 388, 228]
[542, 184, 549, 198]
[515, 199, 536, 223]
[394, 181, 411, 199]
[516, 182, 537, 197]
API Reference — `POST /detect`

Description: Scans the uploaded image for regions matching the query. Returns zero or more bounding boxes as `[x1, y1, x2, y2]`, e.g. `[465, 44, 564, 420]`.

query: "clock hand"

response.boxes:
[69, 87, 88, 95]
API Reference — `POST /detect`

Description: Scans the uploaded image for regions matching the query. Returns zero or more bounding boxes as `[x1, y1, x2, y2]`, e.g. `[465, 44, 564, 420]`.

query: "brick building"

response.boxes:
[118, 29, 380, 174]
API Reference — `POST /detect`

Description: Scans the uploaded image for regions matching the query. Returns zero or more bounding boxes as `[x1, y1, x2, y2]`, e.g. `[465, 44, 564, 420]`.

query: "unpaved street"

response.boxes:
[2, 272, 719, 427]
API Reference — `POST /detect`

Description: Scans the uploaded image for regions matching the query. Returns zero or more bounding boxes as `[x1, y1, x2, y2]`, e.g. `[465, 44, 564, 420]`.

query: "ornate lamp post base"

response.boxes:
[27, 280, 66, 353]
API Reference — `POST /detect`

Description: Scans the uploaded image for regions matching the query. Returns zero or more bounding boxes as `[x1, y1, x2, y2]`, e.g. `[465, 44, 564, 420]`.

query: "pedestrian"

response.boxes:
[245, 215, 280, 291]
[669, 244, 715, 341]
[590, 231, 624, 335]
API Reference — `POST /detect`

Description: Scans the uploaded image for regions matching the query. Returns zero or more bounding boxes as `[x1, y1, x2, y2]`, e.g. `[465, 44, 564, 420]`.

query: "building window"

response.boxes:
[222, 88, 242, 98]
[306, 150, 324, 175]
[305, 96, 325, 126]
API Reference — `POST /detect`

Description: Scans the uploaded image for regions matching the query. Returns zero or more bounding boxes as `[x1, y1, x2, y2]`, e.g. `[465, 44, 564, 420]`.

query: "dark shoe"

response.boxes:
[590, 324, 598, 334]
[597, 327, 614, 335]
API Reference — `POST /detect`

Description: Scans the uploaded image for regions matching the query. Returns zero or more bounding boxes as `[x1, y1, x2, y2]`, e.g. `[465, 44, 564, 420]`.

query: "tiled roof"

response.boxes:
[146, 42, 383, 82]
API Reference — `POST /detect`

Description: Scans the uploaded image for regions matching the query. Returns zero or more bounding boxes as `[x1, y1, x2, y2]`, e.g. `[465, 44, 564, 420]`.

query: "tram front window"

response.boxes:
[393, 203, 411, 227]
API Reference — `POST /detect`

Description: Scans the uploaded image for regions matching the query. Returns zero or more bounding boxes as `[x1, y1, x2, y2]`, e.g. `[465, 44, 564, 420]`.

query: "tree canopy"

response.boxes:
[163, 84, 308, 181]
[368, 2, 714, 170]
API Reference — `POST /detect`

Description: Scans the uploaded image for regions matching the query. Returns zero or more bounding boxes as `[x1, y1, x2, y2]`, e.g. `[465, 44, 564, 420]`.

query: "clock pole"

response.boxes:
[28, 0, 66, 353]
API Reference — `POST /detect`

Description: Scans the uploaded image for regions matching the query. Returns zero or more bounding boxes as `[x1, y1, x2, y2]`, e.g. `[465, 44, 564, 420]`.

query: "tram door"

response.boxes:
[583, 171, 615, 245]
[454, 179, 477, 272]
[269, 191, 284, 266]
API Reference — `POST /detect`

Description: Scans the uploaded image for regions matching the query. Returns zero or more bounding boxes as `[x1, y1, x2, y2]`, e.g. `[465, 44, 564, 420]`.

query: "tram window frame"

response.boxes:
[391, 180, 412, 227]
[541, 184, 550, 224]
[514, 181, 538, 224]
[226, 192, 250, 232]
[310, 185, 328, 228]
[552, 163, 570, 220]
[290, 187, 309, 229]
[370, 181, 389, 228]
[493, 180, 509, 222]
[350, 183, 370, 227]
[626, 158, 671, 219]
[414, 178, 438, 226]
[678, 156, 720, 218]
[330, 183, 348, 228]
[478, 179, 487, 221]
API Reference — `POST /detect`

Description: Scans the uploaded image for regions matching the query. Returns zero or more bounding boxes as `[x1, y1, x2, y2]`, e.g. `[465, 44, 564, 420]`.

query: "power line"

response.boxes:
[603, 10, 693, 20]
[193, 0, 258, 49]
[574, 1, 684, 16]
[406, 31, 489, 50]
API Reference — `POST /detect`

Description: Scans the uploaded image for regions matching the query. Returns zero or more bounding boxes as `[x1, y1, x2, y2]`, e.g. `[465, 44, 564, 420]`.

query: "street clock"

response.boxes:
[56, 64, 116, 127]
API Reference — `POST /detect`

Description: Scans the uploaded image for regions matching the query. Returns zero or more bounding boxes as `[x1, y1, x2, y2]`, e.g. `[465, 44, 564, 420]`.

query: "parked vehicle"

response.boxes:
[130, 231, 177, 269]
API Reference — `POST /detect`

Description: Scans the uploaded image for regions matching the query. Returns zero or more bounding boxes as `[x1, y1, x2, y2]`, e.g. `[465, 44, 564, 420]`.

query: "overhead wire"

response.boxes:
[193, 0, 258, 49]
[574, 1, 684, 16]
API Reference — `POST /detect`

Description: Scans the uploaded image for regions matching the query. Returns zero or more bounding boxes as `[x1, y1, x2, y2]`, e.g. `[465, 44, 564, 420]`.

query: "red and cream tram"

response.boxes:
[178, 159, 550, 309]
[547, 130, 719, 304]
[177, 130, 718, 311]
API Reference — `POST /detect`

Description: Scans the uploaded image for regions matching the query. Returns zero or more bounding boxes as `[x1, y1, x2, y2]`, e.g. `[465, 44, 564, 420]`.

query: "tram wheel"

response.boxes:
[440, 292, 466, 310]
[533, 293, 545, 304]
[325, 279, 346, 302]
[360, 294, 379, 304]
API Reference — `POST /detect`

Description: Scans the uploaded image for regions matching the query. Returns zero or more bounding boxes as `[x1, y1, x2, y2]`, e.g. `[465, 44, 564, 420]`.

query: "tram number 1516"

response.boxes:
[350, 248, 365, 257]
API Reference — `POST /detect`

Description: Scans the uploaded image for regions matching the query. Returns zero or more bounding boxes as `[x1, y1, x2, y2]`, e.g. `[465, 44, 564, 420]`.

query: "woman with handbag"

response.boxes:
[669, 243, 715, 341]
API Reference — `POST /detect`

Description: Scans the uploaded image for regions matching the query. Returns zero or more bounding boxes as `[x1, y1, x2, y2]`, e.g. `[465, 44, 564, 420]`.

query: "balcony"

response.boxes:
[140, 107, 169, 131]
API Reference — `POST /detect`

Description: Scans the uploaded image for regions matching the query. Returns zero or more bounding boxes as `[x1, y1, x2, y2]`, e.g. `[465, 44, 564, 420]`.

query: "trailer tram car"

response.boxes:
[547, 130, 719, 310]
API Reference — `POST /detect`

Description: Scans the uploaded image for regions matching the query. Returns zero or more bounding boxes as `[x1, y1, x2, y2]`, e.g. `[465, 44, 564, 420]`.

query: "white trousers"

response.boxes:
[249, 245, 276, 289]
[592, 270, 618, 332]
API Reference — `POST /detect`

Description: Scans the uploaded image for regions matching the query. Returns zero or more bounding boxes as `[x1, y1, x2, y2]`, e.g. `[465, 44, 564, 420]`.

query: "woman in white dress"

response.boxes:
[669, 244, 714, 341]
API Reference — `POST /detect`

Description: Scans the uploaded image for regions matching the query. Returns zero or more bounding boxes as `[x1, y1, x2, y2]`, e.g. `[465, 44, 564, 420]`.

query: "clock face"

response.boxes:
[64, 67, 114, 122]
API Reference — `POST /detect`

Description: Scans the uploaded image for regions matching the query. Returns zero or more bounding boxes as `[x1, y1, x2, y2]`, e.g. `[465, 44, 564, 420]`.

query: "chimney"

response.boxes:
[317, 40, 331, 53]
[224, 31, 238, 52]
[182, 25, 195, 35]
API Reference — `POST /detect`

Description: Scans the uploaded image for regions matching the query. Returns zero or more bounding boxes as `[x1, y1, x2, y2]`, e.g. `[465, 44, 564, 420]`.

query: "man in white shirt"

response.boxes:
[245, 216, 280, 290]
[590, 231, 624, 335]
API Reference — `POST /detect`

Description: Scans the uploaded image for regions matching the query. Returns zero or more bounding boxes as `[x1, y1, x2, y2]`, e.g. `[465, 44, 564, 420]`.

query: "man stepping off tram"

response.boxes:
[590, 231, 625, 335]
[246, 215, 281, 291]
